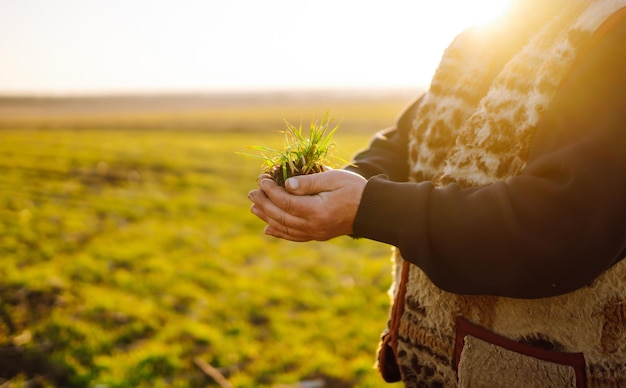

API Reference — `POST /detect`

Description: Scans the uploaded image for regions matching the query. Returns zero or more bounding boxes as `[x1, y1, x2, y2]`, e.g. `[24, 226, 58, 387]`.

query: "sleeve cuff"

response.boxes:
[352, 175, 431, 249]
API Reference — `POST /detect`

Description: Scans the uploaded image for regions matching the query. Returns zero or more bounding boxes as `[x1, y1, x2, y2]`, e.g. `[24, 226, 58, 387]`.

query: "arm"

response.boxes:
[249, 18, 626, 299]
[344, 97, 422, 181]
[354, 18, 626, 298]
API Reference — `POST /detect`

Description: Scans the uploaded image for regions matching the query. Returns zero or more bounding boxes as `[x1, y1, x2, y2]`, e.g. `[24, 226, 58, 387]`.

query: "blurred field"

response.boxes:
[0, 91, 416, 387]
[0, 90, 416, 132]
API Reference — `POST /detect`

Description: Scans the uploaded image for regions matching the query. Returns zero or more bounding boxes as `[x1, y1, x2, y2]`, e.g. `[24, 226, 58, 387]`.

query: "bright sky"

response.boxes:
[0, 0, 512, 96]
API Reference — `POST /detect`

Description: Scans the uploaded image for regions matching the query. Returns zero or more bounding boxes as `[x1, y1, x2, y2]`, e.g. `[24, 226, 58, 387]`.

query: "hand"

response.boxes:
[248, 169, 367, 241]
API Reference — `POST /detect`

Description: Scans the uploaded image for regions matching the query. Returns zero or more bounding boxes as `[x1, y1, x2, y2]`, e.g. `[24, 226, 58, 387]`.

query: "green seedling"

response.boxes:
[241, 112, 342, 186]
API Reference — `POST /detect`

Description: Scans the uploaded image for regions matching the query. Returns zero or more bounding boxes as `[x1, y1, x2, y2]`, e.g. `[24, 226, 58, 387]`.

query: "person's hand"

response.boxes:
[248, 169, 367, 241]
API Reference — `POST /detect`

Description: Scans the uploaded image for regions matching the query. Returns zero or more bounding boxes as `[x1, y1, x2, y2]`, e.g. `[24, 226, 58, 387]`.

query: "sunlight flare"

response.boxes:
[466, 0, 514, 26]
[436, 0, 515, 31]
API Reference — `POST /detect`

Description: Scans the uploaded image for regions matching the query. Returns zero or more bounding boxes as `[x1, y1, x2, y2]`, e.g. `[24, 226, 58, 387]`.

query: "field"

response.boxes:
[0, 91, 414, 387]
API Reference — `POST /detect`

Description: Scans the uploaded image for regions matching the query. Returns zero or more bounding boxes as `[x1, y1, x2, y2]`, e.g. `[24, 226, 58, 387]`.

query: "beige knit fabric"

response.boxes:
[457, 336, 576, 388]
[388, 1, 626, 386]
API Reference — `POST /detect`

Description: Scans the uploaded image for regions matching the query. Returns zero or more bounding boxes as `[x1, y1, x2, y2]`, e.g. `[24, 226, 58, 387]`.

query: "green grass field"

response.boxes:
[0, 95, 410, 387]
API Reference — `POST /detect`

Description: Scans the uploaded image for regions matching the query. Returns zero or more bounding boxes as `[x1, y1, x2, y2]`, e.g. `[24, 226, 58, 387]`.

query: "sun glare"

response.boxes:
[447, 0, 514, 29]
[0, 0, 519, 94]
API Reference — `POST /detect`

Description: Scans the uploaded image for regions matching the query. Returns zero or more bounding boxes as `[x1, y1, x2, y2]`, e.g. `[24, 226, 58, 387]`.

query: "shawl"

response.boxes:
[387, 1, 626, 386]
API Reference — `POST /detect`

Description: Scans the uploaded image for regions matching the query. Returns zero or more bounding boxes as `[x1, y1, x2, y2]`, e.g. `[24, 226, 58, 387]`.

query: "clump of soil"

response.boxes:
[267, 160, 325, 187]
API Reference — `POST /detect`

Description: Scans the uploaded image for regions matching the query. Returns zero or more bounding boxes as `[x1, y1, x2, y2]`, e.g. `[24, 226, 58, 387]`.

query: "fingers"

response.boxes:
[249, 172, 357, 242]
[257, 172, 272, 182]
[248, 185, 310, 236]
[253, 201, 307, 236]
[263, 225, 314, 242]
[258, 177, 318, 218]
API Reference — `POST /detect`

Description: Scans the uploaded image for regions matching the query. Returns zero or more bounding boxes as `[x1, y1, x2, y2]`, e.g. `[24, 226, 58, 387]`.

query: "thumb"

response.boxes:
[285, 172, 334, 195]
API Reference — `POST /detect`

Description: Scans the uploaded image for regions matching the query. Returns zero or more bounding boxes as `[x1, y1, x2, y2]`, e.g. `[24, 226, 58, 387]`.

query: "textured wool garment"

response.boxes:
[383, 1, 626, 386]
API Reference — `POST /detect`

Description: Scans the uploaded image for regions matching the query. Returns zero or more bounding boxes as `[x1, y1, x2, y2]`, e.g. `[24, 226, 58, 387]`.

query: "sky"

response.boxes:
[0, 0, 512, 96]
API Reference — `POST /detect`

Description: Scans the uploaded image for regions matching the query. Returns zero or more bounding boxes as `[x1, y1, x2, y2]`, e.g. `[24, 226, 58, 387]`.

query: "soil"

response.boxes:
[268, 161, 324, 187]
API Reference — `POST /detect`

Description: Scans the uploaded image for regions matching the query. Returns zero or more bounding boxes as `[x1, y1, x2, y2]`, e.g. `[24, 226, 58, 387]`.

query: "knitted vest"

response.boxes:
[389, 1, 626, 386]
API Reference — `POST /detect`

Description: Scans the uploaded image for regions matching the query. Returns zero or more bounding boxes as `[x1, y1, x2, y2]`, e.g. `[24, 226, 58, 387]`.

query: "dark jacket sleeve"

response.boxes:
[351, 19, 626, 299]
[344, 97, 422, 181]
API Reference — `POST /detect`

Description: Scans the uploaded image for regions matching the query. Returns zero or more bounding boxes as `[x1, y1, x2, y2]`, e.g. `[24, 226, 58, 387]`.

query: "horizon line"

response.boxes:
[0, 85, 426, 99]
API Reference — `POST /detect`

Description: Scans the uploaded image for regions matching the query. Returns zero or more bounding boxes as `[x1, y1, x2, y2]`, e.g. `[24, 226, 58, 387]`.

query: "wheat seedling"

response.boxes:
[241, 113, 342, 187]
